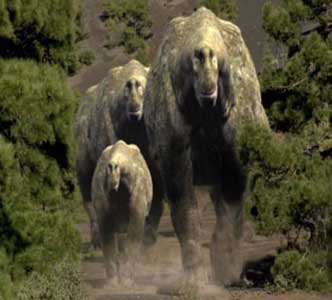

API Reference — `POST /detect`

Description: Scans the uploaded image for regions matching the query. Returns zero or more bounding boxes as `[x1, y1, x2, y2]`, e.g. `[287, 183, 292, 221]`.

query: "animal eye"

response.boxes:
[126, 81, 132, 89]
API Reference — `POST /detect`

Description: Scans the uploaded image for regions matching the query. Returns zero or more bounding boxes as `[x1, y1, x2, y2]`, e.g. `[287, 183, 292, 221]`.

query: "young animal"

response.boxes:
[91, 140, 153, 283]
[144, 8, 269, 287]
[75, 60, 164, 248]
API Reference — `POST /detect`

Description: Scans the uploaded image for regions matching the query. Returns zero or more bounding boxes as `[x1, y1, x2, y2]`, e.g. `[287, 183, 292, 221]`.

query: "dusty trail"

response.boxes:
[80, 192, 331, 300]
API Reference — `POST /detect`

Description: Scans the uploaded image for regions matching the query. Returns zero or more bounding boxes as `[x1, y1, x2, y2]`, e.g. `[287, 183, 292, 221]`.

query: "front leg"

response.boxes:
[119, 203, 147, 286]
[210, 127, 246, 286]
[99, 216, 119, 284]
[163, 148, 207, 286]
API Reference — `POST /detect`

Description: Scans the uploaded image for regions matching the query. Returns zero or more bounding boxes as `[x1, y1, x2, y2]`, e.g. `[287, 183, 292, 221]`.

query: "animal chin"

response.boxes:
[199, 87, 218, 107]
[127, 110, 143, 121]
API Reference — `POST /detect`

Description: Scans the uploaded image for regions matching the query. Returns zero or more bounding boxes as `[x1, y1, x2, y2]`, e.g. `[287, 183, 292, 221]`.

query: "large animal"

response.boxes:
[144, 8, 268, 286]
[91, 140, 153, 283]
[75, 60, 164, 248]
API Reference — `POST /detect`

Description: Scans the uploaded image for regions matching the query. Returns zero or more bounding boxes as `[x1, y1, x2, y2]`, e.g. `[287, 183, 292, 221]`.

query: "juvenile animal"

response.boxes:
[144, 7, 268, 286]
[75, 60, 164, 247]
[91, 140, 153, 282]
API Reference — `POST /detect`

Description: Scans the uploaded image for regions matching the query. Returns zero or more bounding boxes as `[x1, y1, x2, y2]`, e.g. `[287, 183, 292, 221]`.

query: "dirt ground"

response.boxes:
[73, 1, 332, 299]
[80, 190, 331, 300]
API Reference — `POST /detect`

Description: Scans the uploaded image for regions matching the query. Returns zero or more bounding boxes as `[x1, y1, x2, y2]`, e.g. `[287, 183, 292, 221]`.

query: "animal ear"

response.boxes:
[219, 58, 235, 119]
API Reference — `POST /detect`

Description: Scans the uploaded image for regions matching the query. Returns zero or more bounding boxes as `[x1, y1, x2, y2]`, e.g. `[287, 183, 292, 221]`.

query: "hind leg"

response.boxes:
[143, 164, 164, 247]
[77, 156, 100, 248]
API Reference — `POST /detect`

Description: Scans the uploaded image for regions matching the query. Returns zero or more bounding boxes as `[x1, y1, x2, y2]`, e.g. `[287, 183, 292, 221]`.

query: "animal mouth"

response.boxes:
[199, 87, 218, 106]
[128, 110, 143, 120]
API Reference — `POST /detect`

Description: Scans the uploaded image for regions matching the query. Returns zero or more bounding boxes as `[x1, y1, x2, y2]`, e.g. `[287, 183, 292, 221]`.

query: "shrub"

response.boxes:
[0, 0, 81, 73]
[257, 1, 332, 290]
[272, 250, 332, 291]
[197, 0, 238, 21]
[237, 122, 332, 290]
[260, 1, 332, 133]
[16, 258, 89, 300]
[102, 0, 151, 63]
[79, 50, 95, 66]
[0, 59, 81, 297]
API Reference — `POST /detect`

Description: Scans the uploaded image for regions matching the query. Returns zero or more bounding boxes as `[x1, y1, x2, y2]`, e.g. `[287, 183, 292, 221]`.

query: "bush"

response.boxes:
[79, 50, 95, 66]
[102, 0, 151, 63]
[16, 258, 89, 300]
[0, 0, 81, 73]
[257, 1, 332, 290]
[272, 250, 332, 291]
[237, 122, 332, 290]
[197, 0, 238, 21]
[0, 59, 81, 297]
[260, 1, 332, 133]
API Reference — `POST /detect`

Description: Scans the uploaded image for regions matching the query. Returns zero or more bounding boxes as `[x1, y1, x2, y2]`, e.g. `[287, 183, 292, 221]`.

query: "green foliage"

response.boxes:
[79, 50, 95, 66]
[198, 0, 238, 21]
[257, 0, 332, 290]
[102, 0, 151, 64]
[238, 124, 332, 237]
[238, 122, 332, 291]
[0, 0, 81, 74]
[272, 250, 332, 291]
[16, 257, 89, 300]
[0, 59, 81, 297]
[260, 0, 332, 133]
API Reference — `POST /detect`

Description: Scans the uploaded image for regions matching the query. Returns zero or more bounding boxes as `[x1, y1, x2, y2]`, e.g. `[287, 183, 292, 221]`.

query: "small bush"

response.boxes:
[102, 0, 151, 62]
[272, 250, 332, 291]
[198, 0, 238, 21]
[79, 50, 95, 66]
[16, 258, 89, 300]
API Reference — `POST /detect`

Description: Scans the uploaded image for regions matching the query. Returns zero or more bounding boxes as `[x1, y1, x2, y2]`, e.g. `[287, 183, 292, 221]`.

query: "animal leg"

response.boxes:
[165, 150, 207, 286]
[210, 141, 246, 286]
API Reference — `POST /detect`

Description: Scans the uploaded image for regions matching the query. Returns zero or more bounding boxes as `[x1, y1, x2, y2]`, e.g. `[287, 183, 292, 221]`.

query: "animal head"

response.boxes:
[191, 45, 219, 107]
[106, 160, 121, 191]
[123, 76, 147, 122]
[179, 27, 235, 118]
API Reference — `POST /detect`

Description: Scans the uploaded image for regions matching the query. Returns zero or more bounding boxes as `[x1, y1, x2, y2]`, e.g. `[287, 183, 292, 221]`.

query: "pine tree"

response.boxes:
[0, 59, 81, 299]
[0, 0, 81, 73]
[239, 0, 332, 290]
